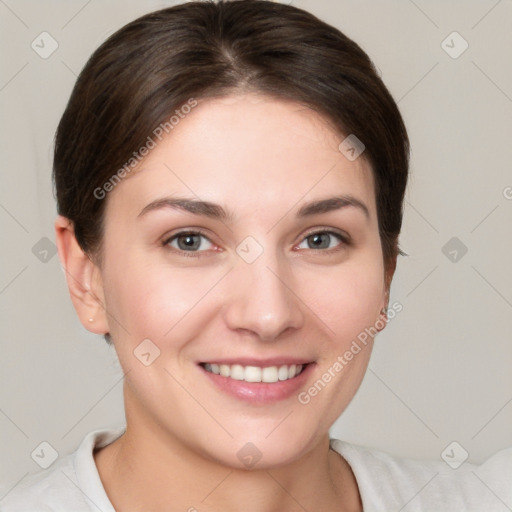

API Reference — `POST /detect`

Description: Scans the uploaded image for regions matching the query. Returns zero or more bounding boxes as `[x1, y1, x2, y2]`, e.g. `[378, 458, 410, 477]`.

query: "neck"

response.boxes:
[94, 401, 361, 512]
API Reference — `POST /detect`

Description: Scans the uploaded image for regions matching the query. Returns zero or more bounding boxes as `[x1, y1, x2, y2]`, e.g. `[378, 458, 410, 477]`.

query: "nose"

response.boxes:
[223, 251, 305, 341]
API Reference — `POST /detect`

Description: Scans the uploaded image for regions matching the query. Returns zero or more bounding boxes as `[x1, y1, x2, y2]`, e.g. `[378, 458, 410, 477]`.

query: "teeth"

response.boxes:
[261, 366, 278, 383]
[230, 364, 245, 380]
[278, 365, 289, 381]
[245, 366, 262, 382]
[203, 363, 305, 383]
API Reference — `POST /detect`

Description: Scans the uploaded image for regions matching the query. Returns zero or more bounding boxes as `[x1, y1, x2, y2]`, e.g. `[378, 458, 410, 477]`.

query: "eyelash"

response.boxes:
[162, 228, 351, 257]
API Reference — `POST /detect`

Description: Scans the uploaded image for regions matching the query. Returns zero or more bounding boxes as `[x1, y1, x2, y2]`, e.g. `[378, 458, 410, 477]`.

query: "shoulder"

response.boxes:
[0, 453, 78, 512]
[330, 438, 512, 512]
[0, 427, 125, 512]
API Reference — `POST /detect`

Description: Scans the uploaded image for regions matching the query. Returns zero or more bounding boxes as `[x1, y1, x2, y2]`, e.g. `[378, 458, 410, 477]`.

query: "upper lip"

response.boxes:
[199, 357, 313, 367]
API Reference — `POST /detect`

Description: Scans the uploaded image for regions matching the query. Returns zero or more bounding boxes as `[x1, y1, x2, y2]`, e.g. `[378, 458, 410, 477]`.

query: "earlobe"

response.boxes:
[384, 254, 397, 293]
[54, 215, 109, 335]
[376, 305, 388, 332]
[376, 254, 397, 332]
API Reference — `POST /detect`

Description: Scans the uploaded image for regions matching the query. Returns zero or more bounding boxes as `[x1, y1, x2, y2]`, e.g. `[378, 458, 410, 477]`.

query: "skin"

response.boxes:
[56, 93, 395, 511]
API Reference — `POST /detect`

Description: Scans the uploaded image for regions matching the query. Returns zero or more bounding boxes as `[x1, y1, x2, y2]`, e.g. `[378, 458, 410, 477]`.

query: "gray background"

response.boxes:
[1, 0, 511, 495]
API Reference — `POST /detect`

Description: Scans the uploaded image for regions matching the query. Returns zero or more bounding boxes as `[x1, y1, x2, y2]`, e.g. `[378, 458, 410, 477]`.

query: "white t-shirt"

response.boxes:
[1, 427, 510, 511]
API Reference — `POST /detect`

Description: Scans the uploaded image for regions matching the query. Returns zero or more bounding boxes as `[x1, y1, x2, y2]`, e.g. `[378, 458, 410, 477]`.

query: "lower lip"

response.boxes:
[200, 364, 314, 404]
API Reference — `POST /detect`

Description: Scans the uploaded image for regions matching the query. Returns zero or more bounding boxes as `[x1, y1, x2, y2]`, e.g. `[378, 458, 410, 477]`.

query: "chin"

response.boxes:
[197, 426, 321, 471]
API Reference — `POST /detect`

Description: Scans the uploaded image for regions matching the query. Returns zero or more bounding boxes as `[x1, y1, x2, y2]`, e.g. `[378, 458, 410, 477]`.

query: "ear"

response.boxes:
[384, 253, 397, 304]
[376, 254, 397, 332]
[55, 215, 109, 335]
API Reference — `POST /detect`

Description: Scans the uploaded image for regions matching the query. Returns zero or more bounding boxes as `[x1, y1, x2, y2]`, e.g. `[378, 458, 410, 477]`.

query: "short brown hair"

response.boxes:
[54, 0, 409, 270]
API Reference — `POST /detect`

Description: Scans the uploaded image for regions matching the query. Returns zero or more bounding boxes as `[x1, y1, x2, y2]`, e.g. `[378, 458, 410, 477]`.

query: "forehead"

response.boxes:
[105, 94, 376, 222]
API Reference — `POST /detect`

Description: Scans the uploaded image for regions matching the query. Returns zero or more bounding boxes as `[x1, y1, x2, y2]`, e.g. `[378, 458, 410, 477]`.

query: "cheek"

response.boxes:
[102, 257, 223, 347]
[304, 255, 385, 346]
[296, 258, 383, 430]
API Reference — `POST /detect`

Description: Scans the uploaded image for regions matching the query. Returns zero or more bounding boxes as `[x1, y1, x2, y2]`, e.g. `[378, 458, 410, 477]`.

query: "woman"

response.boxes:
[2, 1, 510, 510]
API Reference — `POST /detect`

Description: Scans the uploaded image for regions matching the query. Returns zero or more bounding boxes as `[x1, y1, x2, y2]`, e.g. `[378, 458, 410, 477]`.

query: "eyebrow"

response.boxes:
[138, 197, 234, 221]
[296, 196, 369, 220]
[138, 195, 369, 221]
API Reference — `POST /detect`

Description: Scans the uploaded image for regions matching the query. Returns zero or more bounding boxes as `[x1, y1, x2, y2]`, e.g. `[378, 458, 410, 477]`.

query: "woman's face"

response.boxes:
[98, 93, 389, 468]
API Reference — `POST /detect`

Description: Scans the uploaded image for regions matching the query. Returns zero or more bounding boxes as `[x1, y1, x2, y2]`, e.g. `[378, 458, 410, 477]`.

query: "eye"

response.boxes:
[164, 231, 215, 253]
[296, 230, 348, 250]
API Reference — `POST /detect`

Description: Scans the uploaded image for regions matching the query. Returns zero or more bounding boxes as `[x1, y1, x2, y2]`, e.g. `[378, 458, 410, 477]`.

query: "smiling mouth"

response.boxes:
[200, 362, 308, 383]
